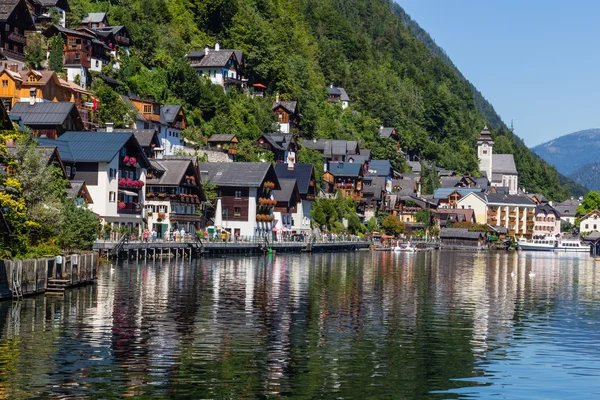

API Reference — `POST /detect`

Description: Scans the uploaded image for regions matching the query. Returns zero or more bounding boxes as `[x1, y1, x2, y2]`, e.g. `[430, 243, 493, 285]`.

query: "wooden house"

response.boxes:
[256, 133, 298, 163]
[10, 101, 84, 138]
[186, 43, 244, 90]
[323, 162, 363, 201]
[440, 228, 487, 249]
[0, 0, 35, 71]
[207, 134, 238, 155]
[272, 95, 298, 133]
[43, 24, 94, 68]
[80, 12, 109, 28]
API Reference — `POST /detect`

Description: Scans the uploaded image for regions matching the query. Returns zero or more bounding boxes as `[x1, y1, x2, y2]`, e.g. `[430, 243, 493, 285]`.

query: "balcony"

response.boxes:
[8, 32, 26, 45]
[508, 230, 516, 236]
[118, 201, 143, 214]
[115, 36, 131, 46]
[118, 178, 144, 190]
[527, 212, 535, 218]
[487, 218, 497, 225]
[335, 183, 354, 190]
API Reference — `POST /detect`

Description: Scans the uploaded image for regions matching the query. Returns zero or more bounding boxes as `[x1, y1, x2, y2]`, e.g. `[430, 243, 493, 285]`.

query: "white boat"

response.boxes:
[517, 237, 556, 251]
[394, 242, 417, 252]
[554, 239, 589, 253]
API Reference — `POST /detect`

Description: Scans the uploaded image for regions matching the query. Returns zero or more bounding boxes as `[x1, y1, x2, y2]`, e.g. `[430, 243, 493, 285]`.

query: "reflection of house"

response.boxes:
[37, 131, 150, 233]
[0, 0, 36, 71]
[198, 162, 280, 237]
[10, 101, 84, 138]
[533, 204, 561, 237]
[554, 199, 579, 225]
[579, 210, 600, 234]
[327, 85, 349, 109]
[273, 179, 300, 234]
[457, 192, 536, 238]
[477, 126, 519, 194]
[256, 133, 298, 163]
[272, 96, 298, 133]
[323, 162, 363, 201]
[186, 43, 244, 90]
[145, 157, 205, 236]
[274, 163, 316, 233]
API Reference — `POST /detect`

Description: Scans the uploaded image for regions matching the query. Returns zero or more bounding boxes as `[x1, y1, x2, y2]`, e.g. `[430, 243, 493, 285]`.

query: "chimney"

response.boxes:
[215, 42, 220, 51]
[29, 88, 36, 106]
[106, 122, 114, 132]
[204, 44, 209, 54]
[275, 92, 280, 103]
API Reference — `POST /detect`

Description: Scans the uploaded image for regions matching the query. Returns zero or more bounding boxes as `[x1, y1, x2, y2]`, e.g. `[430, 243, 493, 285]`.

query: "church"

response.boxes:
[477, 127, 519, 194]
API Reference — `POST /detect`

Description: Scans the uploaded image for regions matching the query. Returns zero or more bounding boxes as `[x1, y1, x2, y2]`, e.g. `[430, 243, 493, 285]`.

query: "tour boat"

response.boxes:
[394, 242, 417, 252]
[517, 237, 556, 251]
[554, 239, 589, 253]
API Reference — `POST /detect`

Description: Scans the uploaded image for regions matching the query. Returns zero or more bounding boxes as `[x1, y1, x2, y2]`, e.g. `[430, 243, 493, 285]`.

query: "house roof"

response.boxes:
[273, 178, 298, 203]
[65, 180, 92, 203]
[468, 192, 535, 206]
[148, 158, 195, 186]
[493, 154, 518, 175]
[327, 162, 362, 177]
[554, 200, 579, 217]
[440, 177, 460, 188]
[36, 131, 148, 165]
[362, 177, 386, 200]
[10, 101, 78, 126]
[274, 163, 314, 195]
[433, 187, 483, 200]
[303, 139, 360, 157]
[82, 12, 106, 23]
[97, 128, 158, 148]
[43, 24, 96, 39]
[160, 104, 182, 125]
[272, 101, 297, 114]
[440, 228, 485, 240]
[434, 208, 475, 222]
[327, 86, 350, 102]
[366, 160, 392, 177]
[378, 127, 396, 138]
[580, 210, 600, 222]
[208, 134, 237, 143]
[259, 133, 294, 151]
[186, 49, 238, 67]
[198, 162, 275, 188]
[0, 0, 31, 22]
[535, 204, 561, 217]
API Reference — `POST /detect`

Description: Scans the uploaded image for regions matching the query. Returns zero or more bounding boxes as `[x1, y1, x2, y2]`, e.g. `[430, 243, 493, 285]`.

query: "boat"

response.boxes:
[517, 237, 556, 251]
[394, 242, 417, 252]
[554, 239, 590, 253]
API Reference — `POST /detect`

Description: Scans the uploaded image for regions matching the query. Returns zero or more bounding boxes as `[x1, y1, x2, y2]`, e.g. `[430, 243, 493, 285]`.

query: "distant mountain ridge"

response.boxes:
[532, 128, 600, 176]
[569, 162, 600, 191]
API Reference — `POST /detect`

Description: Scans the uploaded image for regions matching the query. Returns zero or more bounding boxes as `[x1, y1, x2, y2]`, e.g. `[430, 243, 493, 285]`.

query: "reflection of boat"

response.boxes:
[554, 239, 589, 253]
[517, 237, 556, 251]
[394, 242, 417, 252]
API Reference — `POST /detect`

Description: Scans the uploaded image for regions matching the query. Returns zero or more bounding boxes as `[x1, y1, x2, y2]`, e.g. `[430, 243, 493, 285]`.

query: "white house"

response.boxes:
[554, 199, 579, 226]
[198, 162, 280, 237]
[533, 204, 561, 237]
[579, 210, 600, 234]
[37, 131, 151, 235]
[185, 44, 244, 90]
[327, 86, 350, 109]
[274, 163, 317, 233]
[477, 127, 519, 194]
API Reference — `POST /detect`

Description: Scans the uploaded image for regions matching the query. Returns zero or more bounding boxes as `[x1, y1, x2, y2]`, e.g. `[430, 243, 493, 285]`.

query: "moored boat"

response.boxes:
[517, 237, 556, 251]
[394, 242, 417, 252]
[554, 239, 589, 253]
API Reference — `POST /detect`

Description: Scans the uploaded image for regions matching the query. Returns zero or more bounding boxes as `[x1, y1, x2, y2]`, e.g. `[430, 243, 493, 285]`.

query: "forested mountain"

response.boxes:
[67, 0, 585, 200]
[533, 129, 600, 175]
[569, 162, 600, 191]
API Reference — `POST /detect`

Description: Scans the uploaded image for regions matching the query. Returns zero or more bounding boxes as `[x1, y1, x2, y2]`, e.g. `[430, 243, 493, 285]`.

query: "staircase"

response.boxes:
[46, 279, 70, 296]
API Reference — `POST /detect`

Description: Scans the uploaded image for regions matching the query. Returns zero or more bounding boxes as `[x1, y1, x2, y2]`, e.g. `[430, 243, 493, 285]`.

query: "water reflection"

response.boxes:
[0, 251, 599, 398]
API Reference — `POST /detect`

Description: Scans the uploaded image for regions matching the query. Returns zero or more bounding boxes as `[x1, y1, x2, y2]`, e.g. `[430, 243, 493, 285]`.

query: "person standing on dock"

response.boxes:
[180, 227, 185, 242]
[152, 229, 157, 242]
[166, 227, 171, 242]
[55, 254, 63, 278]
[143, 228, 149, 243]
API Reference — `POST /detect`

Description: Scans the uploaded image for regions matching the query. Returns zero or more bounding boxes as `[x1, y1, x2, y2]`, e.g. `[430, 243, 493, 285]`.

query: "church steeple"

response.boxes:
[477, 125, 494, 145]
[477, 126, 493, 181]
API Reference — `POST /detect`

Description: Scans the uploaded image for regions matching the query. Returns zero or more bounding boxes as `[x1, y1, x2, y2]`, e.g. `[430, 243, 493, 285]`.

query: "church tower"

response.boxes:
[477, 126, 493, 181]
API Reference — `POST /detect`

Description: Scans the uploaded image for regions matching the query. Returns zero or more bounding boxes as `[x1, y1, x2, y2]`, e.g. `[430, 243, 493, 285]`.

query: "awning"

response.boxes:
[119, 189, 138, 196]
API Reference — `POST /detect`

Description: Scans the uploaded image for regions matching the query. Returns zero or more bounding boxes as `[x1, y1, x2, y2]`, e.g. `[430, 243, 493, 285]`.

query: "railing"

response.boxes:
[7, 32, 26, 45]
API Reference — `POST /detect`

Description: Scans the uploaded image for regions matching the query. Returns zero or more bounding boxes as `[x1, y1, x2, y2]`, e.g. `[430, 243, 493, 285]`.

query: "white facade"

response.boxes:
[533, 212, 561, 237]
[477, 142, 493, 184]
[277, 121, 290, 134]
[215, 188, 274, 237]
[90, 57, 105, 73]
[499, 174, 519, 195]
[66, 66, 89, 89]
[580, 211, 600, 234]
[292, 199, 312, 232]
[134, 121, 184, 156]
[341, 100, 349, 110]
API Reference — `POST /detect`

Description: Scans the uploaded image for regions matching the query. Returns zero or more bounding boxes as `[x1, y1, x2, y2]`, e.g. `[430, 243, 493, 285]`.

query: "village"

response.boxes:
[0, 0, 596, 253]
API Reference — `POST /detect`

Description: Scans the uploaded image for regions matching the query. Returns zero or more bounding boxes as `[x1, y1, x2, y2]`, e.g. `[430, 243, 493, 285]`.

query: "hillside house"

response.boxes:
[327, 85, 349, 109]
[273, 179, 301, 236]
[145, 157, 205, 237]
[186, 44, 244, 90]
[323, 162, 363, 201]
[579, 210, 600, 234]
[80, 12, 108, 28]
[303, 139, 361, 171]
[533, 204, 561, 238]
[477, 126, 519, 194]
[433, 187, 484, 209]
[274, 163, 316, 233]
[272, 96, 298, 133]
[0, 0, 35, 71]
[27, 0, 69, 28]
[256, 133, 298, 163]
[362, 176, 386, 221]
[198, 162, 280, 237]
[554, 199, 579, 226]
[43, 24, 96, 69]
[37, 131, 151, 234]
[433, 209, 476, 229]
[10, 101, 84, 138]
[207, 134, 238, 156]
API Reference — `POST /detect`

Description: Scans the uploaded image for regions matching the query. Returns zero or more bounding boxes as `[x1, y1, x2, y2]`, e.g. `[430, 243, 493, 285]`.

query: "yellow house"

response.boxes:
[0, 68, 74, 110]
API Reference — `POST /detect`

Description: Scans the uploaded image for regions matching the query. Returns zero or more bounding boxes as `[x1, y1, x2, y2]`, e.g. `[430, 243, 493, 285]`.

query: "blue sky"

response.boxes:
[396, 0, 600, 147]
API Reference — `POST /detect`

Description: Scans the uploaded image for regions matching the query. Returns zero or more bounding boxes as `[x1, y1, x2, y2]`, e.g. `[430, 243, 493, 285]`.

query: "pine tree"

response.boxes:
[48, 35, 64, 73]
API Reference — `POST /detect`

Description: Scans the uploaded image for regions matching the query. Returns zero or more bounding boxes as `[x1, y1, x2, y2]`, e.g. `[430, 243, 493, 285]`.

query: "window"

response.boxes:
[109, 191, 116, 202]
[95, 60, 99, 67]
[586, 224, 589, 229]
[482, 150, 487, 155]
[74, 52, 80, 60]
[595, 225, 597, 230]
[68, 38, 77, 46]
[72, 167, 76, 175]
[278, 112, 284, 121]
[234, 207, 241, 216]
[1, 80, 7, 88]
[235, 190, 242, 199]
[66, 166, 71, 177]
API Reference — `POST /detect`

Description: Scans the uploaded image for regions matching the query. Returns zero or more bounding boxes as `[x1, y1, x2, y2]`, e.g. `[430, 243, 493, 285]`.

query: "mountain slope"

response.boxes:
[532, 128, 600, 176]
[69, 0, 586, 200]
[569, 162, 600, 191]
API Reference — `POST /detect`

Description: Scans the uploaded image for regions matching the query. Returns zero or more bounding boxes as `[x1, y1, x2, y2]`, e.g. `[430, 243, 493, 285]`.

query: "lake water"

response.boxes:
[1, 250, 600, 398]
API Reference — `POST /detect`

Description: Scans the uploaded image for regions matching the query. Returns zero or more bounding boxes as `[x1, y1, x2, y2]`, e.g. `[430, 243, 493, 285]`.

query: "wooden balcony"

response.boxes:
[527, 212, 535, 218]
[508, 230, 516, 236]
[8, 32, 27, 45]
[115, 36, 131, 46]
[487, 218, 497, 225]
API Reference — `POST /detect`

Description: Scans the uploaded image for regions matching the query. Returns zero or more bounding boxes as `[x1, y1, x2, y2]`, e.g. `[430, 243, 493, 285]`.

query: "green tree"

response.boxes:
[24, 32, 46, 70]
[577, 191, 600, 216]
[57, 200, 99, 251]
[48, 35, 64, 73]
[382, 215, 405, 236]
[92, 81, 136, 128]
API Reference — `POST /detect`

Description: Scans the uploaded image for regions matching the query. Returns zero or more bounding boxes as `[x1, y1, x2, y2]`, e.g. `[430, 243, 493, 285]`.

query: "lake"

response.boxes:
[1, 250, 600, 398]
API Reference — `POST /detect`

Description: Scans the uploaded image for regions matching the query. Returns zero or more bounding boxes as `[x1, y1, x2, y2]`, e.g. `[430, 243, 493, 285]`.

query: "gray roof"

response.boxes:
[148, 159, 194, 186]
[160, 104, 182, 125]
[274, 163, 314, 195]
[43, 24, 95, 39]
[36, 131, 147, 165]
[208, 134, 237, 143]
[10, 101, 76, 126]
[441, 177, 460, 188]
[493, 154, 518, 175]
[362, 177, 386, 200]
[65, 180, 89, 200]
[327, 162, 362, 177]
[535, 204, 561, 217]
[82, 12, 106, 23]
[378, 127, 396, 138]
[440, 228, 485, 240]
[471, 192, 535, 206]
[366, 160, 393, 177]
[272, 101, 297, 114]
[554, 199, 579, 217]
[186, 49, 238, 67]
[273, 179, 298, 203]
[327, 86, 350, 102]
[303, 139, 359, 157]
[260, 133, 294, 151]
[198, 162, 275, 187]
[407, 161, 421, 173]
[0, 0, 28, 21]
[433, 188, 483, 200]
[98, 128, 158, 148]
